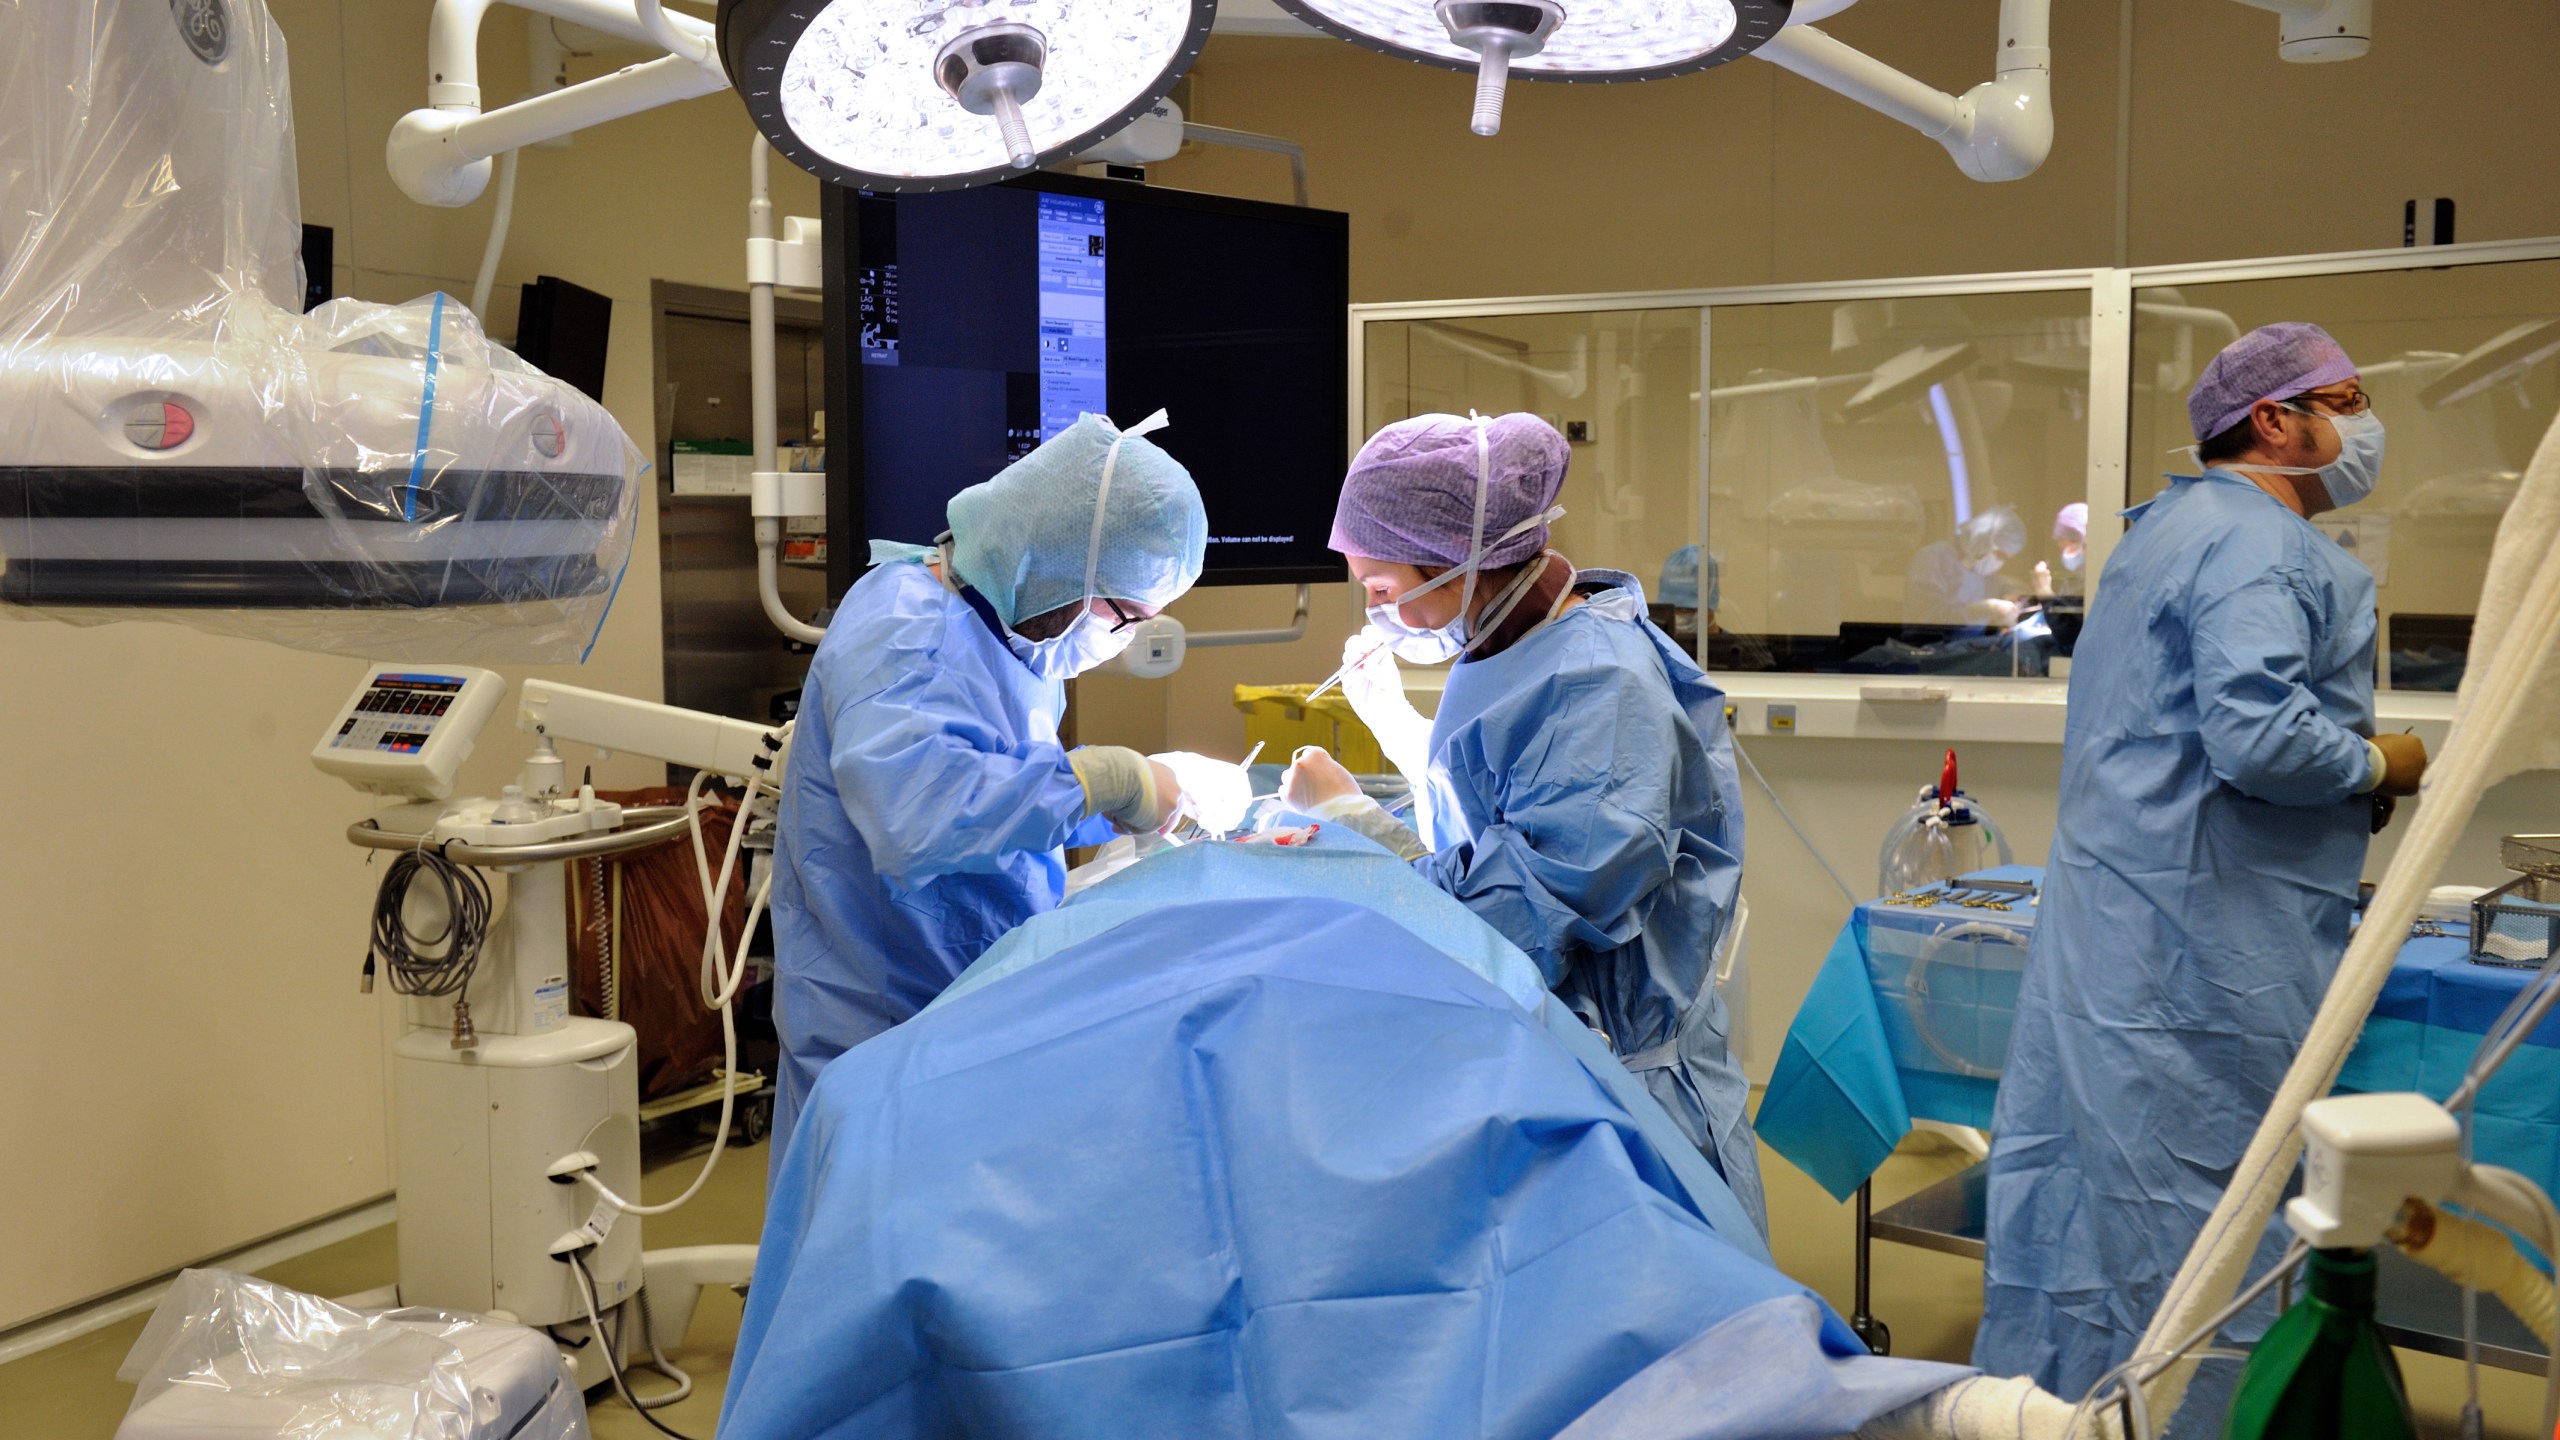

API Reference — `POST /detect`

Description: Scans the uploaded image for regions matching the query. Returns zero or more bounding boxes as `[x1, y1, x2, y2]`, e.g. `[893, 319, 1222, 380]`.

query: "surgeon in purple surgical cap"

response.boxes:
[1975, 322, 2427, 1429]
[1280, 411, 1766, 1239]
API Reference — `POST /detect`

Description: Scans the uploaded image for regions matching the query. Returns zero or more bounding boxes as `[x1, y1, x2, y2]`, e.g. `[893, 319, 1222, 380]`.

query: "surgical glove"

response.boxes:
[2368, 733, 2427, 797]
[1338, 630, 1434, 780]
[2032, 561, 2055, 597]
[1070, 746, 1185, 834]
[1152, 750, 1254, 835]
[1281, 746, 1361, 811]
[1304, 791, 1431, 862]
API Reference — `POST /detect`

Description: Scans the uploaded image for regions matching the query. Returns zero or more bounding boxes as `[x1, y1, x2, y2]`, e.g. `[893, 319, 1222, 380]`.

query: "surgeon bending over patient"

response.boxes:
[1282, 413, 1765, 1237]
[768, 412, 1209, 1168]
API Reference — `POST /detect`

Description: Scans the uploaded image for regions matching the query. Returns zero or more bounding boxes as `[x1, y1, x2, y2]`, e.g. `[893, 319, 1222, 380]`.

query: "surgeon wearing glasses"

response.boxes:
[766, 413, 1207, 1170]
[1975, 325, 2427, 1425]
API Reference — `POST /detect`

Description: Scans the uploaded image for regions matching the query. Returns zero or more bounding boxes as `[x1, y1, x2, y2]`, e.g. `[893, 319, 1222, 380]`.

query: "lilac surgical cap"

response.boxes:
[1329, 412, 1569, 569]
[2187, 322, 2360, 442]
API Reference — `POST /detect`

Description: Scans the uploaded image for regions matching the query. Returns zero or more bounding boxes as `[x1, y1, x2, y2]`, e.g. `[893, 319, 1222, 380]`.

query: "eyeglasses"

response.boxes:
[1101, 597, 1146, 633]
[2289, 388, 2371, 418]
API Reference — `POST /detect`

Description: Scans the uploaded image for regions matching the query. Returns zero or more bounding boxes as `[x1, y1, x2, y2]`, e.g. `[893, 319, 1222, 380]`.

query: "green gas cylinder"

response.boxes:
[2221, 1248, 2418, 1440]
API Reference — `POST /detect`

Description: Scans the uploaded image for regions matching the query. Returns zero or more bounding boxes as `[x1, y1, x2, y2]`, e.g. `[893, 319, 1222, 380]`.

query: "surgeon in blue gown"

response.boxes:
[1281, 412, 1764, 1239]
[768, 411, 1209, 1165]
[1972, 324, 2427, 1427]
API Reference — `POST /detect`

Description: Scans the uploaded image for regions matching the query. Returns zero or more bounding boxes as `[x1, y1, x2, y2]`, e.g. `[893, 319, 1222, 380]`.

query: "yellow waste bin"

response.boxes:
[1232, 683, 1388, 776]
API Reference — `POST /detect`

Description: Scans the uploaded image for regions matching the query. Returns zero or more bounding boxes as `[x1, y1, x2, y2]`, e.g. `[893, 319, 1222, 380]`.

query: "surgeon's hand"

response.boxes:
[1338, 632, 1414, 721]
[1152, 750, 1253, 835]
[2370, 733, 2427, 798]
[1069, 745, 1187, 834]
[1337, 630, 1434, 780]
[1282, 746, 1360, 812]
[2032, 561, 2055, 598]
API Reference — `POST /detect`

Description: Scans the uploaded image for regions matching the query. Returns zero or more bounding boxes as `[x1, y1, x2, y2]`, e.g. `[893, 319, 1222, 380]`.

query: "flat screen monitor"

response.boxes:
[824, 173, 1350, 592]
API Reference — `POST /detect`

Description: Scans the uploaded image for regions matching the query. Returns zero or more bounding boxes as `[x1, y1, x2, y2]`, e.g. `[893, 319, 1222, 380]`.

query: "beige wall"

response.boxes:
[0, 0, 820, 1330]
[10, 0, 2560, 1332]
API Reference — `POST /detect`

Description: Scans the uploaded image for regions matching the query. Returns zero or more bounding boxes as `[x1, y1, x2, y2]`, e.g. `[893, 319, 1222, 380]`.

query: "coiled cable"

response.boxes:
[369, 846, 492, 1000]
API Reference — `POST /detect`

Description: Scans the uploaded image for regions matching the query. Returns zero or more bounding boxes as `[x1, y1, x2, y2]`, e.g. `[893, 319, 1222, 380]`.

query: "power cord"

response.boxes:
[568, 1250, 703, 1440]
[1731, 735, 1861, 907]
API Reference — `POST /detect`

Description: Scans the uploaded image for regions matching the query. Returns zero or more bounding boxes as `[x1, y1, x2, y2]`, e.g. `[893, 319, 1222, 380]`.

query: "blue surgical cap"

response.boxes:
[947, 412, 1208, 629]
[1659, 545, 1716, 610]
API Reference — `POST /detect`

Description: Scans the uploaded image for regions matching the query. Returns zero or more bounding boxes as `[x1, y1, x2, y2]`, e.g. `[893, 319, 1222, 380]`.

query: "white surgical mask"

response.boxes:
[1365, 413, 1565, 664]
[2191, 404, 2387, 510]
[999, 410, 1166, 679]
[2061, 546, 2085, 573]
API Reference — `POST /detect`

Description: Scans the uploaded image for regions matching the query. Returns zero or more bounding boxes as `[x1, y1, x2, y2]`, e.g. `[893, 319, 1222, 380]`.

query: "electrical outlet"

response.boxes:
[1766, 703, 1797, 734]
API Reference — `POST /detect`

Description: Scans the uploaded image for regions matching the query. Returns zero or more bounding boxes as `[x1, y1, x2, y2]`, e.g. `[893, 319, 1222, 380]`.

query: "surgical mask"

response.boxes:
[1967, 553, 2004, 577]
[1363, 412, 1566, 665]
[2061, 546, 2085, 573]
[2196, 405, 2387, 509]
[2285, 405, 2386, 509]
[998, 410, 1167, 679]
[1007, 609, 1135, 679]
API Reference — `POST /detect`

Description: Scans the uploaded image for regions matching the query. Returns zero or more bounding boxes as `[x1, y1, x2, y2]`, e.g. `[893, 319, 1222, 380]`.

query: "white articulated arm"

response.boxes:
[392, 0, 728, 207]
[1753, 0, 2052, 183]
[2230, 0, 2372, 62]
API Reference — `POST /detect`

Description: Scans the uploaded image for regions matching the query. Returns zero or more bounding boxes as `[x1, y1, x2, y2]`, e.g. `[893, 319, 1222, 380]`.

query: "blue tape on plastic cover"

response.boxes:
[578, 463, 643, 666]
[404, 292, 447, 524]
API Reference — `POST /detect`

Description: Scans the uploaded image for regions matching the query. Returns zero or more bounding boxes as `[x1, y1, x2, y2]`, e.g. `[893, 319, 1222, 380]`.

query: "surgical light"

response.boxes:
[1273, 0, 1794, 136]
[716, 0, 1215, 192]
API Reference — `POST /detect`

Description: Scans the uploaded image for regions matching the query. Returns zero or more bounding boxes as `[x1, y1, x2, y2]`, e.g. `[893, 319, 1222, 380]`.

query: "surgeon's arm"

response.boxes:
[829, 666, 1093, 885]
[1414, 681, 1690, 989]
[2189, 570, 2375, 807]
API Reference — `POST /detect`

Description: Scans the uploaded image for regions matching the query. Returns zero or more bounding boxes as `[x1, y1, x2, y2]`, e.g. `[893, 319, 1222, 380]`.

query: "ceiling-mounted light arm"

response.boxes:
[1752, 0, 2052, 182]
[1180, 124, 1312, 207]
[394, 0, 727, 206]
[2229, 0, 2372, 63]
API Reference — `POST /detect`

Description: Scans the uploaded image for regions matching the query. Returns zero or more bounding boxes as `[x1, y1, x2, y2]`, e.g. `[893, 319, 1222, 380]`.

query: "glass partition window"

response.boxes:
[1363, 308, 1703, 633]
[1704, 291, 2092, 677]
[2129, 262, 2560, 691]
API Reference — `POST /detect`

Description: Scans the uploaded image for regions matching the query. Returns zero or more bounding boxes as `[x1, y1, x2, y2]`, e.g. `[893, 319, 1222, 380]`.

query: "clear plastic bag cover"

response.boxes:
[115, 1269, 589, 1440]
[0, 0, 641, 664]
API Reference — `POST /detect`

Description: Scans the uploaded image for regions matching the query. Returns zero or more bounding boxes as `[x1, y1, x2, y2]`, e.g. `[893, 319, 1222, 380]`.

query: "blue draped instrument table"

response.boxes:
[1757, 869, 2556, 1372]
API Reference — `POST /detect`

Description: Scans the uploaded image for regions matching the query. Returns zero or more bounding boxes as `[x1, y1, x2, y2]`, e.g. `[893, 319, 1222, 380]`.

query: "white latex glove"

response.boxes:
[1152, 750, 1254, 834]
[1281, 746, 1361, 811]
[1973, 596, 2023, 628]
[2032, 561, 2054, 597]
[1283, 748, 1428, 860]
[1338, 629, 1433, 781]
[1069, 746, 1185, 834]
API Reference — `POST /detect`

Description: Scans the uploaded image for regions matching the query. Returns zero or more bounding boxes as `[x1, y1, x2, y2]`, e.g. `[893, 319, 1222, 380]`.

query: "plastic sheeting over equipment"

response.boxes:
[0, 0, 641, 663]
[114, 1269, 587, 1440]
[724, 834, 1971, 1439]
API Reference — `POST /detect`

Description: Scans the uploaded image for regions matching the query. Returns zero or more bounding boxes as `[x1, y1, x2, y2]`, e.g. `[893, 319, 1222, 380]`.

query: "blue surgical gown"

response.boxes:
[769, 559, 1111, 1165]
[1974, 471, 2377, 1424]
[1414, 570, 1765, 1238]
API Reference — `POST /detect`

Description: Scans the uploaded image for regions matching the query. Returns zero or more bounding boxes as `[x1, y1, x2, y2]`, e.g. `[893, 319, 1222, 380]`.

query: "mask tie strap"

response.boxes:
[1459, 412, 1492, 644]
[1080, 409, 1167, 610]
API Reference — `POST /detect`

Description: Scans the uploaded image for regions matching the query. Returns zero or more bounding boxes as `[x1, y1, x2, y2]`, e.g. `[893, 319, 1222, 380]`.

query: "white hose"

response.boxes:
[2131, 406, 2560, 1430]
[575, 725, 794, 1219]
[468, 147, 521, 319]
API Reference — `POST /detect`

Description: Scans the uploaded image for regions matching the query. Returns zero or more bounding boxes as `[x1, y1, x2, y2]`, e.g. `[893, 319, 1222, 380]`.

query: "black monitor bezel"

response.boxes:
[821, 172, 1351, 602]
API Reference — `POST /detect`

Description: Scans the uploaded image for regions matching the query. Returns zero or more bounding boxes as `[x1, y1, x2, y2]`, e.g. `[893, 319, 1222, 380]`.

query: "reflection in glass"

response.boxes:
[1706, 292, 2093, 677]
[2129, 264, 2560, 691]
[1364, 308, 1703, 627]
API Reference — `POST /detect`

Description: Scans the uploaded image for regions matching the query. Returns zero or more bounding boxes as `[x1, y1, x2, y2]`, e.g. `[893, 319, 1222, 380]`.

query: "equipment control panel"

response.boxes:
[312, 664, 506, 800]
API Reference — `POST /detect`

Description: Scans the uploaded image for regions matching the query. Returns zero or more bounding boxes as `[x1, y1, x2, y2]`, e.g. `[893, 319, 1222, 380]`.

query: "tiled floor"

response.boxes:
[3, 1118, 2546, 1436]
